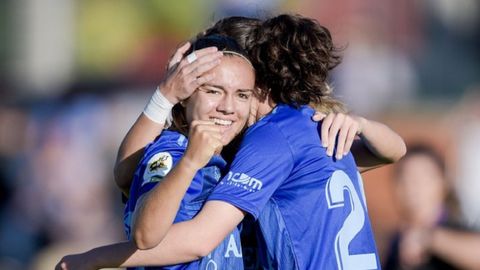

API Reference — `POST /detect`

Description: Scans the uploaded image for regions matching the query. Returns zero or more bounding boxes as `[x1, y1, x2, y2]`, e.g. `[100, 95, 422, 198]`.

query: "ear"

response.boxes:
[179, 100, 186, 107]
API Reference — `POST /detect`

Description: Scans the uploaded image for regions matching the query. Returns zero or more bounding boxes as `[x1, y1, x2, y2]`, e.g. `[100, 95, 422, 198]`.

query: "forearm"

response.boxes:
[90, 224, 219, 268]
[83, 202, 243, 268]
[430, 227, 480, 270]
[129, 221, 214, 266]
[133, 158, 199, 249]
[353, 118, 406, 172]
[79, 239, 200, 269]
[114, 113, 164, 196]
[129, 201, 246, 264]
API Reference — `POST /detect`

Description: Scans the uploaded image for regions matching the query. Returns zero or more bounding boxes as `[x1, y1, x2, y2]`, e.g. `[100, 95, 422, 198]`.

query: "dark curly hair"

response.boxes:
[251, 14, 345, 113]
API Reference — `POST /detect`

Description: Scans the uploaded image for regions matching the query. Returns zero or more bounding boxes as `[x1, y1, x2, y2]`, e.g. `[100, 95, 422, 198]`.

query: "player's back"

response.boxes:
[256, 104, 380, 269]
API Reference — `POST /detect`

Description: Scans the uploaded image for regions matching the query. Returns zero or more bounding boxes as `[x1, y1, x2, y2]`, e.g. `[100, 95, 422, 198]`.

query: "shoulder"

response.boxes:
[139, 131, 187, 187]
[145, 130, 188, 155]
[241, 119, 288, 155]
[243, 104, 314, 151]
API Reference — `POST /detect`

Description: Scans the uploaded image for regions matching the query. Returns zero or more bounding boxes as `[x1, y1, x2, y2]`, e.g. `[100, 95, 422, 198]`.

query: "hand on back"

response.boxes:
[313, 112, 366, 160]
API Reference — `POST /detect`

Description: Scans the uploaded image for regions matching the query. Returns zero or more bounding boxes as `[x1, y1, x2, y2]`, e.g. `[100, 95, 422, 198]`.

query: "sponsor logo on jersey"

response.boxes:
[222, 171, 263, 192]
[142, 152, 173, 185]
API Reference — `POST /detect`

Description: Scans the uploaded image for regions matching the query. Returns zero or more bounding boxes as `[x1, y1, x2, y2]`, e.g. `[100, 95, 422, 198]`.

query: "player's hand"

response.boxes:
[159, 43, 223, 104]
[312, 112, 365, 160]
[182, 120, 223, 170]
[55, 253, 97, 270]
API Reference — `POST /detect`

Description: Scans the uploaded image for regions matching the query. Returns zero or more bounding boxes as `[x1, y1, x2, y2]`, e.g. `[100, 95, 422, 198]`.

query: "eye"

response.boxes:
[238, 92, 251, 100]
[204, 89, 222, 95]
[198, 85, 222, 95]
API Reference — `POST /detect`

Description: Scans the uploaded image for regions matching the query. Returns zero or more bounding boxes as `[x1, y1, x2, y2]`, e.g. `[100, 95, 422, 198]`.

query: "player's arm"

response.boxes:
[58, 125, 287, 269]
[315, 112, 406, 172]
[349, 116, 406, 172]
[114, 44, 223, 196]
[134, 118, 291, 248]
[132, 121, 223, 250]
[115, 113, 165, 196]
[56, 201, 244, 270]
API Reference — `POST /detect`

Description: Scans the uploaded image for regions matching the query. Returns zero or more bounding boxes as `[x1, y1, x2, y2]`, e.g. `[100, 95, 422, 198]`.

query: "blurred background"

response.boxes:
[0, 0, 479, 269]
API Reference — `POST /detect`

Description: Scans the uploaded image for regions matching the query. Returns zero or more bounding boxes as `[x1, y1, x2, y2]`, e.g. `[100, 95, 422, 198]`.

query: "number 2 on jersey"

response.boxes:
[326, 170, 378, 270]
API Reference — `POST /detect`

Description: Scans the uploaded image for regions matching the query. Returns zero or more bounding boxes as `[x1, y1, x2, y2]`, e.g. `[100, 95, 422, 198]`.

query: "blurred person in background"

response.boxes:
[0, 100, 128, 270]
[385, 144, 480, 270]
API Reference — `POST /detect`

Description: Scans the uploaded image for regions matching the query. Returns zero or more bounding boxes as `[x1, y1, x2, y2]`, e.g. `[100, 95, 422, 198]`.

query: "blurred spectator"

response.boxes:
[0, 91, 148, 269]
[332, 20, 417, 115]
[385, 144, 480, 270]
[297, 0, 420, 115]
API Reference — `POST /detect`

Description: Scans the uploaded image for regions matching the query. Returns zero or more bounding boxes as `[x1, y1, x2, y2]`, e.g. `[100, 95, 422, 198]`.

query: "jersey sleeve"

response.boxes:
[207, 122, 294, 219]
[137, 148, 184, 197]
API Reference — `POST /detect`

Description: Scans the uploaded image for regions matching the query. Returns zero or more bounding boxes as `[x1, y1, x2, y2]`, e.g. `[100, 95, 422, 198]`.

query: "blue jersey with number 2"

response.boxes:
[208, 104, 380, 270]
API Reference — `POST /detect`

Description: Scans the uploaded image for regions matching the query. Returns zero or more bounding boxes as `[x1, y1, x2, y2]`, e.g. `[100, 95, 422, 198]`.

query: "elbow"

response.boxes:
[133, 229, 161, 250]
[390, 139, 407, 163]
[382, 138, 407, 164]
[114, 164, 131, 195]
[195, 242, 216, 258]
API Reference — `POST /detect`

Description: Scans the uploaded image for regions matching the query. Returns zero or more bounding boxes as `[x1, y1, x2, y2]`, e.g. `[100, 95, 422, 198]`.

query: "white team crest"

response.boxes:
[142, 152, 173, 185]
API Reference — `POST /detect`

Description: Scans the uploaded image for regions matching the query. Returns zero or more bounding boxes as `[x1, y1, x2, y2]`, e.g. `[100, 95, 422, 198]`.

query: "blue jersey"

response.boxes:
[124, 130, 244, 270]
[208, 104, 380, 269]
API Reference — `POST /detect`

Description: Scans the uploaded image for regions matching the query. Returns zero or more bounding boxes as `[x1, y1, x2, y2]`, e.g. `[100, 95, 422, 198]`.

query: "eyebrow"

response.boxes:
[202, 84, 254, 92]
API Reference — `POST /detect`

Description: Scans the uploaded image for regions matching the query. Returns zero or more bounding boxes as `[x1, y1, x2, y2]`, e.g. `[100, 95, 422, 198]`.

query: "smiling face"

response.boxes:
[184, 55, 255, 145]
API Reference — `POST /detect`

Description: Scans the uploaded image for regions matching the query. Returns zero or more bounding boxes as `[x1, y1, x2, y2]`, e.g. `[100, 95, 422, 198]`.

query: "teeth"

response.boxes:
[211, 118, 232, 126]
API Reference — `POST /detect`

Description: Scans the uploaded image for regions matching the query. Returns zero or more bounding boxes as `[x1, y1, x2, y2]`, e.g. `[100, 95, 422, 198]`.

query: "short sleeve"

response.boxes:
[207, 122, 294, 219]
[137, 149, 183, 197]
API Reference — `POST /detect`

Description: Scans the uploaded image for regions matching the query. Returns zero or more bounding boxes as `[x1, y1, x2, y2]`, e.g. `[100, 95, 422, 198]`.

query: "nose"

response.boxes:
[217, 93, 234, 114]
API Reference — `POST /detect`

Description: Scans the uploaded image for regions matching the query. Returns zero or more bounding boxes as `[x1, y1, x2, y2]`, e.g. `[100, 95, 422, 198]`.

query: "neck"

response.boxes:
[256, 95, 276, 120]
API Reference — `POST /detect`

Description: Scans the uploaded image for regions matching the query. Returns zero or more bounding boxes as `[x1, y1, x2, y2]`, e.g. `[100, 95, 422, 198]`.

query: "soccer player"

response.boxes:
[122, 34, 256, 269]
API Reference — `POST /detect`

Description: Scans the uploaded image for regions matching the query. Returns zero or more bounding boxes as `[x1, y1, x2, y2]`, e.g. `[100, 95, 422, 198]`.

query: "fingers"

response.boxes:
[342, 125, 357, 156]
[335, 121, 349, 160]
[327, 114, 345, 157]
[177, 46, 220, 69]
[312, 111, 326, 122]
[168, 42, 191, 69]
[193, 73, 215, 87]
[186, 120, 224, 168]
[182, 51, 223, 76]
[190, 120, 224, 140]
[177, 48, 223, 90]
[321, 113, 361, 160]
[184, 54, 222, 89]
[321, 113, 335, 148]
[161, 46, 222, 103]
[188, 55, 222, 77]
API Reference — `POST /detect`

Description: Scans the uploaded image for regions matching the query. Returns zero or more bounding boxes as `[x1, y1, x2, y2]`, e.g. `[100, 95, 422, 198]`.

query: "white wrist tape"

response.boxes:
[143, 87, 174, 126]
